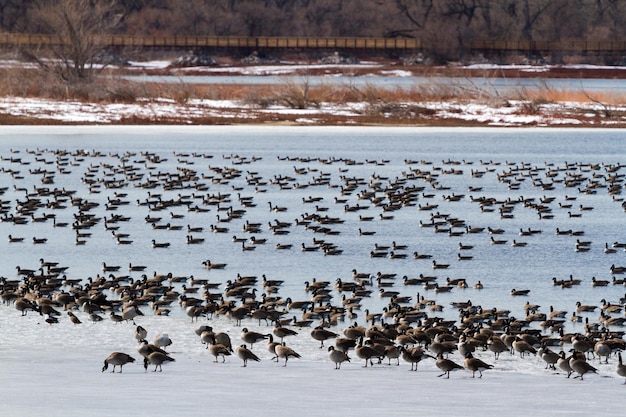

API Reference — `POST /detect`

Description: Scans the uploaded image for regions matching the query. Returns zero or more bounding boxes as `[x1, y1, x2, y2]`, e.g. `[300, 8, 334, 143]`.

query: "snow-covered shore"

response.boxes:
[2, 59, 626, 126]
[0, 95, 620, 126]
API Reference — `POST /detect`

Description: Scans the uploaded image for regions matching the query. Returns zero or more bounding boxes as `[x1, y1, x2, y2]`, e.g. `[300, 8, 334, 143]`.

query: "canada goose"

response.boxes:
[473, 281, 484, 289]
[89, 312, 104, 322]
[102, 352, 135, 373]
[209, 343, 232, 363]
[343, 323, 366, 341]
[591, 277, 609, 287]
[435, 353, 464, 378]
[413, 252, 433, 259]
[432, 260, 449, 269]
[310, 326, 339, 348]
[273, 325, 298, 342]
[487, 335, 508, 360]
[109, 311, 124, 324]
[67, 311, 81, 325]
[202, 260, 227, 270]
[134, 325, 148, 342]
[616, 352, 626, 384]
[356, 337, 382, 367]
[358, 228, 376, 236]
[523, 301, 540, 313]
[186, 235, 205, 244]
[512, 337, 537, 358]
[557, 351, 574, 377]
[240, 240, 256, 251]
[275, 342, 301, 366]
[32, 237, 47, 244]
[510, 288, 530, 296]
[102, 262, 121, 272]
[400, 346, 431, 371]
[153, 333, 172, 351]
[548, 305, 567, 319]
[571, 335, 594, 357]
[265, 201, 287, 213]
[129, 263, 146, 272]
[241, 328, 270, 348]
[187, 224, 203, 233]
[384, 345, 402, 366]
[569, 351, 598, 380]
[604, 243, 618, 254]
[151, 239, 170, 248]
[236, 344, 261, 367]
[14, 297, 38, 316]
[511, 240, 527, 247]
[301, 243, 318, 252]
[210, 225, 229, 233]
[612, 276, 626, 285]
[610, 264, 626, 274]
[429, 341, 457, 357]
[456, 242, 473, 252]
[575, 301, 597, 312]
[594, 340, 611, 364]
[490, 236, 507, 245]
[143, 351, 175, 372]
[265, 334, 281, 361]
[464, 352, 493, 378]
[7, 234, 24, 243]
[121, 305, 144, 324]
[328, 345, 351, 369]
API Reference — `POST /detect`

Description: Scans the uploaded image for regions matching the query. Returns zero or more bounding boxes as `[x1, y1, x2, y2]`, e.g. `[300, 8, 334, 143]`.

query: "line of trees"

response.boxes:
[4, 0, 626, 82]
[3, 1, 626, 47]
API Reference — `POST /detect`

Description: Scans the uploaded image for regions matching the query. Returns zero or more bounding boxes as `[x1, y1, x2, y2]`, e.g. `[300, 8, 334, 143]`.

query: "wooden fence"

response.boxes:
[1, 33, 624, 54]
[0, 33, 421, 51]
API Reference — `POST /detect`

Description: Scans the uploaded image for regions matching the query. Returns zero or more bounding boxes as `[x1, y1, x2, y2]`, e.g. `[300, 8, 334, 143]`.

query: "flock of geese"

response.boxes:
[1, 147, 626, 382]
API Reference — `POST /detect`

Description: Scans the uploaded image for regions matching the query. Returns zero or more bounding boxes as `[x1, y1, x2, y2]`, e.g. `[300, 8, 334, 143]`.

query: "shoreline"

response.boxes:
[3, 62, 626, 127]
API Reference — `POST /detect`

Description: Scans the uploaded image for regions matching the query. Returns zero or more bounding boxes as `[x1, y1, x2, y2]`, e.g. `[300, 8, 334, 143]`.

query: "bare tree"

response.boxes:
[25, 0, 123, 83]
[0, 0, 30, 31]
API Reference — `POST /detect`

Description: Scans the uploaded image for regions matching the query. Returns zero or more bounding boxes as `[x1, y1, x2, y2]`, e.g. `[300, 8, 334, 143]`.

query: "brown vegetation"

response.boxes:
[4, 1, 626, 65]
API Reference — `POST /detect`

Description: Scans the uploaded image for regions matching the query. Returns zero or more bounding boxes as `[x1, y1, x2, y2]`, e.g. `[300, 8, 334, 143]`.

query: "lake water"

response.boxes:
[124, 74, 626, 93]
[1, 126, 625, 332]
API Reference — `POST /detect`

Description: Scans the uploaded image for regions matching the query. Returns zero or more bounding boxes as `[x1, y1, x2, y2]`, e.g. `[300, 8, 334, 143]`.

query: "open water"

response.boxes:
[1, 126, 625, 331]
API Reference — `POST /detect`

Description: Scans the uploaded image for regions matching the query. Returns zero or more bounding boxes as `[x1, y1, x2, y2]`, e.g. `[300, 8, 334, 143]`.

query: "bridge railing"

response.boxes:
[469, 39, 626, 53]
[3, 33, 624, 53]
[0, 33, 422, 50]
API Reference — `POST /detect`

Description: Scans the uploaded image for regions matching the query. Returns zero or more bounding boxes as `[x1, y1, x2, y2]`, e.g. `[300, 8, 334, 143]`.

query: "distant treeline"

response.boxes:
[3, 0, 626, 61]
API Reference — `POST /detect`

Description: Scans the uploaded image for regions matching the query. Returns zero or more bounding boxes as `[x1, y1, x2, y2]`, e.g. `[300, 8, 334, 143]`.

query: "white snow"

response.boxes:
[1, 95, 622, 126]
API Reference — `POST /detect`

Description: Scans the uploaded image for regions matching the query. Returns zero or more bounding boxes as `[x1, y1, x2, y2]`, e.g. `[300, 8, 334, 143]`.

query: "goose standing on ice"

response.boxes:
[102, 352, 135, 373]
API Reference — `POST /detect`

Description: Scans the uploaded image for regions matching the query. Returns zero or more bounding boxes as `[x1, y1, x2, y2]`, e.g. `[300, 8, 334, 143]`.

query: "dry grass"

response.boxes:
[508, 85, 626, 105]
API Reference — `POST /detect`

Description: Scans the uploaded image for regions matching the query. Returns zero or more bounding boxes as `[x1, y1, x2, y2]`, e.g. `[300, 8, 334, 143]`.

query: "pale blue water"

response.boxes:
[124, 74, 626, 93]
[1, 126, 624, 330]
